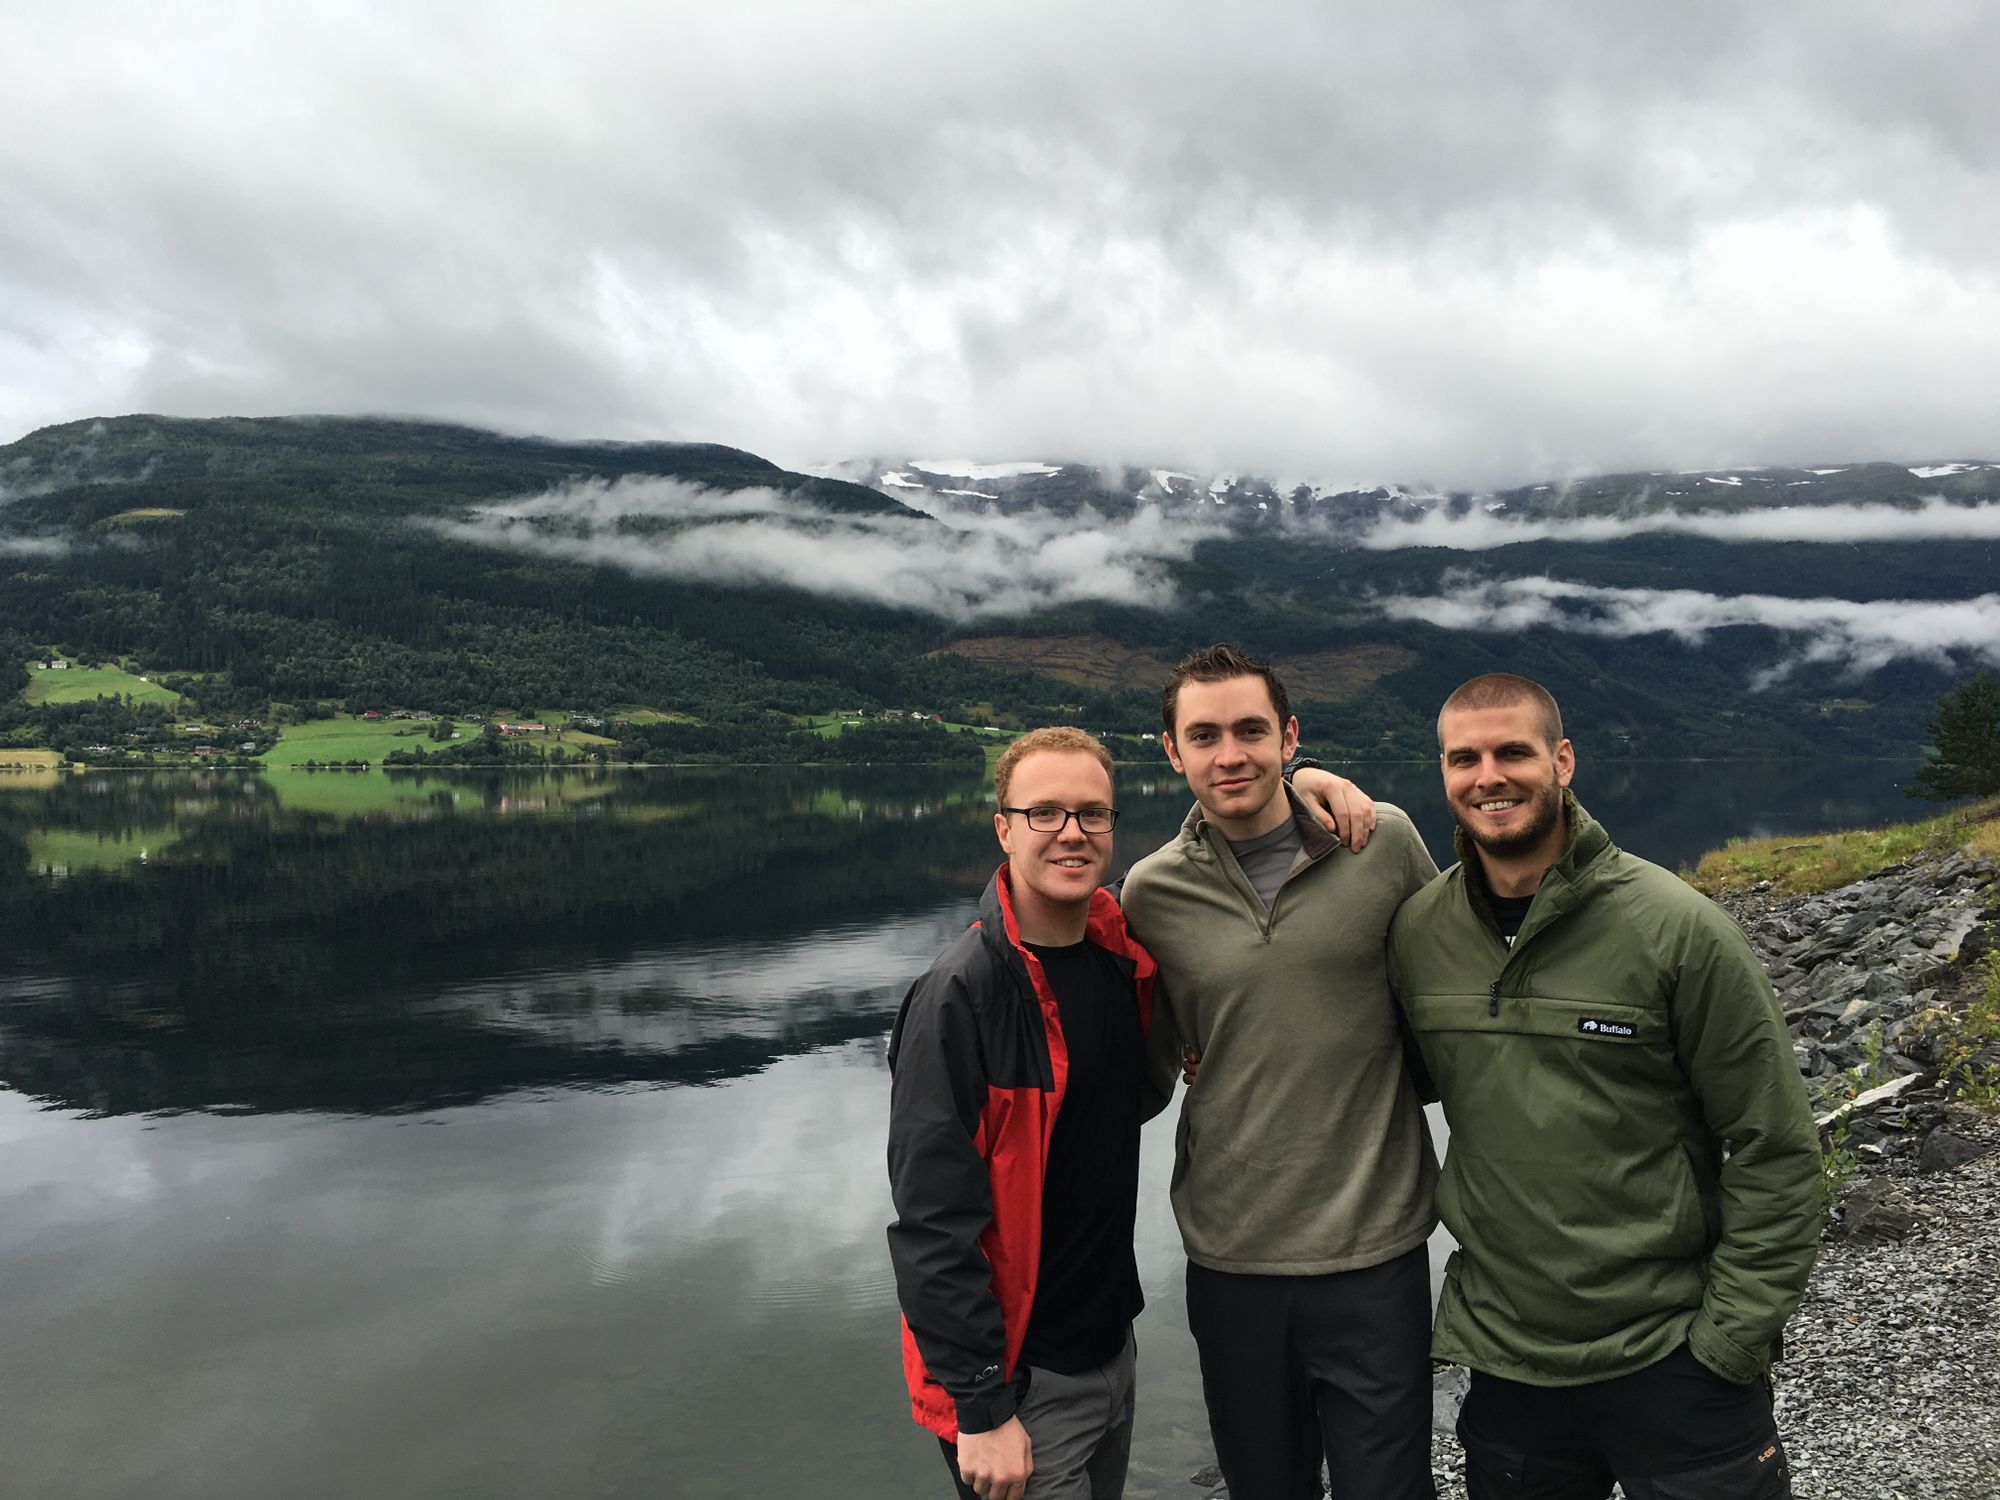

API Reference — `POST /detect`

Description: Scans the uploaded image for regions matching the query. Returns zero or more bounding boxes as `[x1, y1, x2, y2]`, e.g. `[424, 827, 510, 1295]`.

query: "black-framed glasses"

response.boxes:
[999, 805, 1120, 834]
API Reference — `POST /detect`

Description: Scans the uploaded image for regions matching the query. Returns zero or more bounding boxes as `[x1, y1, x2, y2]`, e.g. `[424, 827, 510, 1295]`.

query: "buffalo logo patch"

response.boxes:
[1577, 1018, 1637, 1038]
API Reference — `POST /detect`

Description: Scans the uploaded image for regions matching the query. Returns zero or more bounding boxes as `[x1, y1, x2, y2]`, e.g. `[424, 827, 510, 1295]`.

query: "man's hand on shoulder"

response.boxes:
[956, 1416, 1033, 1500]
[1289, 767, 1377, 850]
[1182, 1045, 1200, 1086]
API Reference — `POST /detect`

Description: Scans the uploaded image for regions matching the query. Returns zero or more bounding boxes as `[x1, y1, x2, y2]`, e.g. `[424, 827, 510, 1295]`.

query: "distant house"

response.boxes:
[193, 744, 220, 756]
[362, 711, 383, 721]
[497, 722, 548, 737]
[47, 659, 70, 670]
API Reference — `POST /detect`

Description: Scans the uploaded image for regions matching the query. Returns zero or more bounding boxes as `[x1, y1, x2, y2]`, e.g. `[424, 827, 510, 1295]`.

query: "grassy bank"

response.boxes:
[24, 661, 182, 708]
[1687, 797, 2000, 897]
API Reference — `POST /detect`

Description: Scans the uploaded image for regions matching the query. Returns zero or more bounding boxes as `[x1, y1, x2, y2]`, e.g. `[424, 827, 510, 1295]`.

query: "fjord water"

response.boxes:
[0, 762, 1938, 1499]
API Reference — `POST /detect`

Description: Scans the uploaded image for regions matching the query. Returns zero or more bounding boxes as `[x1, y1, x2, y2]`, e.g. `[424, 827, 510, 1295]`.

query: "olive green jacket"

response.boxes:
[1386, 794, 1820, 1386]
[1123, 792, 1440, 1274]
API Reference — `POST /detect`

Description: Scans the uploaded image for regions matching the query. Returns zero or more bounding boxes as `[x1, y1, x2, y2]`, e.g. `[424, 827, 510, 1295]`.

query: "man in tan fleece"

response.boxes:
[1120, 643, 1440, 1500]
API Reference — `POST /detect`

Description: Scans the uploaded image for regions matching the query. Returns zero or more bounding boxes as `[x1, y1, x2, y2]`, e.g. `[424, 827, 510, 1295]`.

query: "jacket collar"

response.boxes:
[978, 864, 1157, 982]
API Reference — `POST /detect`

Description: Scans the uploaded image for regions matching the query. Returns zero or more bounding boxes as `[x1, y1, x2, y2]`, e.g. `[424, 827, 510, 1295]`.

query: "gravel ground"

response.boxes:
[1420, 1114, 2000, 1499]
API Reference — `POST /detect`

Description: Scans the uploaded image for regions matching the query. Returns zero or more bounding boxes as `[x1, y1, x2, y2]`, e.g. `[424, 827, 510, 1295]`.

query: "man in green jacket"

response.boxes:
[1123, 644, 1442, 1500]
[1386, 673, 1820, 1499]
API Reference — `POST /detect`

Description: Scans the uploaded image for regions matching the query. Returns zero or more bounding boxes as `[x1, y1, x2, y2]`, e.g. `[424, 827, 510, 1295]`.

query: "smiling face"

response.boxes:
[994, 748, 1116, 936]
[1438, 701, 1575, 881]
[1163, 673, 1301, 840]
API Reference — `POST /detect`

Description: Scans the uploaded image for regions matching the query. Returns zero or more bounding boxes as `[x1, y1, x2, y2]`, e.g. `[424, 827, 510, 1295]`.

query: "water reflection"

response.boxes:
[0, 762, 1942, 1119]
[0, 760, 1951, 1499]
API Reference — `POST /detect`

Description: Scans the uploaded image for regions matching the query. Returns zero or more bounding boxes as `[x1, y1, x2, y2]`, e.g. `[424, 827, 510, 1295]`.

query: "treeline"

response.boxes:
[1, 415, 1971, 761]
[0, 693, 178, 761]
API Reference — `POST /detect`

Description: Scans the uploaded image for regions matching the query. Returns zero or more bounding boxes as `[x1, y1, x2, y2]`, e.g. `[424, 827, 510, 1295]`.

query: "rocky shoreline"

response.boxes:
[1196, 847, 2000, 1499]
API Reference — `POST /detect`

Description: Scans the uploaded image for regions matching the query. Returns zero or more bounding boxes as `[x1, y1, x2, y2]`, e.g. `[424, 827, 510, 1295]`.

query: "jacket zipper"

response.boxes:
[1487, 979, 1500, 1017]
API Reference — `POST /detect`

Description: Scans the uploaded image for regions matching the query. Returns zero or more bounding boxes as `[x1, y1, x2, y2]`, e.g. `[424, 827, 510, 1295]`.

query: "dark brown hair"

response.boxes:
[1161, 644, 1290, 738]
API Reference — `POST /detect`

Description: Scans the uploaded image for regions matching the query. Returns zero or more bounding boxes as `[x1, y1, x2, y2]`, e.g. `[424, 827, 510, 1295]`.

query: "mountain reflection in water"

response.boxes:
[0, 761, 1943, 1500]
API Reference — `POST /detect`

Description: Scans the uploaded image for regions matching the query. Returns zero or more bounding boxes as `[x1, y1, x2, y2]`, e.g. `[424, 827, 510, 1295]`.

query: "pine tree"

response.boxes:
[1909, 670, 2000, 800]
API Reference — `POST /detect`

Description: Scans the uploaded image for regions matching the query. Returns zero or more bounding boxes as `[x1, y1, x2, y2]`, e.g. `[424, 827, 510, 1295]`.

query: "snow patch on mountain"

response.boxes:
[908, 459, 1061, 481]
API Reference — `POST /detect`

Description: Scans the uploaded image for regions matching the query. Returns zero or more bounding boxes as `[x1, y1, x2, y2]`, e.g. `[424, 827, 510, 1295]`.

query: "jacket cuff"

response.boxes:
[1687, 1313, 1765, 1385]
[1281, 755, 1322, 782]
[953, 1378, 1018, 1435]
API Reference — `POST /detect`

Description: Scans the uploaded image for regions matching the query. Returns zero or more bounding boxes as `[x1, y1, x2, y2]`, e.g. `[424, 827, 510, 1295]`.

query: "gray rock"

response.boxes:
[1834, 1178, 1920, 1241]
[1431, 1364, 1469, 1435]
[1919, 1129, 1994, 1174]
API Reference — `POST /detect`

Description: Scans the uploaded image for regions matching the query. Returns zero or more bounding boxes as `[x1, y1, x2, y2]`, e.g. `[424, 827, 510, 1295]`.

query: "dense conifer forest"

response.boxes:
[1, 414, 1987, 764]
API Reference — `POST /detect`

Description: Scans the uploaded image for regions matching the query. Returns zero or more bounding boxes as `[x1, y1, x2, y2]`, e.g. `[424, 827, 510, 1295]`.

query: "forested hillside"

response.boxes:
[2, 414, 1990, 763]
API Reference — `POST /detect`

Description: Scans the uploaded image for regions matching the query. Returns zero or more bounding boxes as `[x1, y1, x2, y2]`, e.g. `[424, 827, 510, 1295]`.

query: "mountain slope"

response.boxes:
[3, 416, 1994, 762]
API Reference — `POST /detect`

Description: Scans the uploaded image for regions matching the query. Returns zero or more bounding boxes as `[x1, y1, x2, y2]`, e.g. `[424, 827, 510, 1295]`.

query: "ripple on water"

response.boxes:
[743, 1261, 900, 1314]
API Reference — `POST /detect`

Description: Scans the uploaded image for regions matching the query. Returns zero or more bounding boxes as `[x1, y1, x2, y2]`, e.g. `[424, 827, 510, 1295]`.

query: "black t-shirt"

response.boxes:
[1018, 939, 1145, 1373]
[1490, 891, 1535, 943]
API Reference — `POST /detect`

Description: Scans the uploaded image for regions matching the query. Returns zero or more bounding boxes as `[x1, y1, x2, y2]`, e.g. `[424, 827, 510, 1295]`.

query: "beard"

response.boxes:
[1452, 779, 1565, 858]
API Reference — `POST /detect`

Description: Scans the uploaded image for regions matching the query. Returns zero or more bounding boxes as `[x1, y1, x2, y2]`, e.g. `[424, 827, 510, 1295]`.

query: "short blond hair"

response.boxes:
[994, 726, 1115, 805]
[1437, 673, 1565, 749]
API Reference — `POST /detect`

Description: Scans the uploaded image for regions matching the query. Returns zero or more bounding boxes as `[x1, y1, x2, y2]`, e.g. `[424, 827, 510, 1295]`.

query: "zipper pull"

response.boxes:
[1488, 980, 1500, 1017]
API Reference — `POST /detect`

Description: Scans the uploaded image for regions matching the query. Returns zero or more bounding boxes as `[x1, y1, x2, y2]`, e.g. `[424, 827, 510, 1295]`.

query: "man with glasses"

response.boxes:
[887, 727, 1158, 1500]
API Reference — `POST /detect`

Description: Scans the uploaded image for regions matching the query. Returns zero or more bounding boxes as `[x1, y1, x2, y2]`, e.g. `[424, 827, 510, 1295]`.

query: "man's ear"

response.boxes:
[1162, 732, 1185, 774]
[1281, 716, 1300, 762]
[1555, 738, 1576, 788]
[994, 809, 1014, 856]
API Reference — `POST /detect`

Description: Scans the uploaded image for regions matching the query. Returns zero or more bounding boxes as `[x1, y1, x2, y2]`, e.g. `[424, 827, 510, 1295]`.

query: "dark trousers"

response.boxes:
[1185, 1245, 1436, 1500]
[1457, 1344, 1791, 1499]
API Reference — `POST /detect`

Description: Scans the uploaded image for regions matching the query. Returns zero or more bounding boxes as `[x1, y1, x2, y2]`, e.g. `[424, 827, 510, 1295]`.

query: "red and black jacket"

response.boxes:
[885, 866, 1156, 1441]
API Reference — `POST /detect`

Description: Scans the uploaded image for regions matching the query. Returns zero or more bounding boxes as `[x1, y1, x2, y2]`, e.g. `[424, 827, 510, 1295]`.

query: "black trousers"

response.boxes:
[1185, 1245, 1436, 1500]
[1457, 1344, 1791, 1499]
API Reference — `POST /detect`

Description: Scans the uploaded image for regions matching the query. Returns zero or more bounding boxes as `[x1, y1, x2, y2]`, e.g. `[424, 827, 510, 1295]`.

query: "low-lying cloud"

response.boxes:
[1350, 495, 2000, 551]
[0, 534, 69, 557]
[1371, 573, 2000, 681]
[427, 475, 1226, 620]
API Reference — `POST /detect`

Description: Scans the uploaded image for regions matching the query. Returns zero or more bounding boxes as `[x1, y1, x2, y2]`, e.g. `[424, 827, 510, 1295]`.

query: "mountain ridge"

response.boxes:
[3, 414, 1994, 766]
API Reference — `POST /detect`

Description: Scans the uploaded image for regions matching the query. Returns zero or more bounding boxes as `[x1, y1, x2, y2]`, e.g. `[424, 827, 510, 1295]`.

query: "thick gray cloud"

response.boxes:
[3, 2, 1998, 484]
[427, 475, 1225, 619]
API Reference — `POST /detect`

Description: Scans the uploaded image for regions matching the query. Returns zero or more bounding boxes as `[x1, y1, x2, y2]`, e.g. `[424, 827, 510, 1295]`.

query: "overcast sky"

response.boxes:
[4, 1, 1997, 486]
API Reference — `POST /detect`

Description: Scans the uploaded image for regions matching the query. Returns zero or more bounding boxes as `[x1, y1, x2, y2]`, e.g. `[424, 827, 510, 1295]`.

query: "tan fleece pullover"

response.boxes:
[1121, 792, 1440, 1274]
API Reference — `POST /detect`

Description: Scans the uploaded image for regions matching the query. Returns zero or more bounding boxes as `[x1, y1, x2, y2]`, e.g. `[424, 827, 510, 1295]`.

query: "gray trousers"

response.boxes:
[942, 1327, 1136, 1500]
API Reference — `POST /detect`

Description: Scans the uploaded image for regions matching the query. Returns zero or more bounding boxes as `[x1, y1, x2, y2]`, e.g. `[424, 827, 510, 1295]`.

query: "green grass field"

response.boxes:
[260, 716, 440, 763]
[24, 662, 182, 708]
[265, 715, 615, 763]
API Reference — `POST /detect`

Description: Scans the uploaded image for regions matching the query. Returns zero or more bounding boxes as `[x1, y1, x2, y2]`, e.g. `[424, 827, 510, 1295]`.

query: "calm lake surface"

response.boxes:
[0, 760, 1941, 1498]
